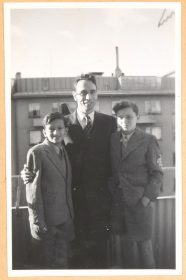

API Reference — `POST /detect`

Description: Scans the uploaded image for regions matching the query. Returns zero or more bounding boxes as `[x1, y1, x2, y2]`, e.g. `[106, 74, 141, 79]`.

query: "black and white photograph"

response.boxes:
[4, 2, 181, 277]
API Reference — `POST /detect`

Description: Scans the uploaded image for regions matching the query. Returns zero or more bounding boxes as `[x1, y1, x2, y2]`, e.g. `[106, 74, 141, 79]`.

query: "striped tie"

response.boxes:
[84, 115, 92, 138]
[121, 133, 128, 147]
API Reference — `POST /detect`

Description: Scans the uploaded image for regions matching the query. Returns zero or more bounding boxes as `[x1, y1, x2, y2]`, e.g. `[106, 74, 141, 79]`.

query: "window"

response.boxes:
[146, 126, 162, 140]
[52, 103, 60, 113]
[29, 103, 40, 118]
[60, 103, 72, 115]
[145, 100, 161, 114]
[29, 130, 42, 145]
[65, 102, 77, 113]
[52, 102, 77, 115]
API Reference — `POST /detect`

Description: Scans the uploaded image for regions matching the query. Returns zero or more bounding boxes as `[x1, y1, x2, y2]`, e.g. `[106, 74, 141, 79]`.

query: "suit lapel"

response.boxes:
[90, 111, 106, 138]
[68, 111, 85, 141]
[89, 111, 98, 137]
[92, 111, 102, 128]
[63, 147, 71, 186]
[111, 131, 122, 169]
[121, 128, 145, 160]
[68, 111, 100, 142]
[42, 139, 67, 181]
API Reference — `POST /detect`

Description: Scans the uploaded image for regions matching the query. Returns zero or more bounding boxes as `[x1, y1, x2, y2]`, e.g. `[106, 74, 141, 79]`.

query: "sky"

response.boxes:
[9, 3, 177, 78]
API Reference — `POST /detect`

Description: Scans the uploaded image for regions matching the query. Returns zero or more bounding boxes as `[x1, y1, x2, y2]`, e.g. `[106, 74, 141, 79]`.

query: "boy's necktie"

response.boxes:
[84, 115, 92, 138]
[120, 133, 128, 158]
[121, 133, 128, 147]
[59, 147, 67, 178]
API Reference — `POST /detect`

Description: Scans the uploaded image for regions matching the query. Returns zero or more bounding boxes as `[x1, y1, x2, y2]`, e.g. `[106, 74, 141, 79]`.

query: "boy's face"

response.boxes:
[43, 119, 67, 146]
[116, 107, 138, 133]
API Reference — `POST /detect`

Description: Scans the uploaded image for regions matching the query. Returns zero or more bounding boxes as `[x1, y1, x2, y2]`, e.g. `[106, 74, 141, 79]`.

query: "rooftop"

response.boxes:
[12, 75, 175, 95]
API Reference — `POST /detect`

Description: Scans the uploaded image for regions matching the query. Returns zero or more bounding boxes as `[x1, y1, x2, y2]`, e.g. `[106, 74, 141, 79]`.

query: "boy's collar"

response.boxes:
[45, 139, 63, 153]
[121, 128, 136, 136]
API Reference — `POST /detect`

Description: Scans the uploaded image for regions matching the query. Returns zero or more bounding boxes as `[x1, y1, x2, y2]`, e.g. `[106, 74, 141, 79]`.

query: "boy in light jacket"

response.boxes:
[26, 112, 74, 268]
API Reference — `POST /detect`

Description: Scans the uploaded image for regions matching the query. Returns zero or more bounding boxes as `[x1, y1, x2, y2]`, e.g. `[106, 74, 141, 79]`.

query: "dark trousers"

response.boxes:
[29, 221, 74, 269]
[70, 235, 109, 269]
[111, 235, 155, 269]
[42, 224, 69, 268]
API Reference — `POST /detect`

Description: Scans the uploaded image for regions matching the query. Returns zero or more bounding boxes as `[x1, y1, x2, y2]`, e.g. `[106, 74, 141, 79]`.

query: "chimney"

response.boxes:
[115, 46, 122, 78]
[116, 46, 119, 68]
[15, 72, 21, 79]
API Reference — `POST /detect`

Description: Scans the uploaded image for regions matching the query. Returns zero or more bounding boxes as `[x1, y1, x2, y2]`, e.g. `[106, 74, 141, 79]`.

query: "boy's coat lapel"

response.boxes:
[63, 147, 71, 186]
[42, 139, 67, 181]
[121, 128, 145, 160]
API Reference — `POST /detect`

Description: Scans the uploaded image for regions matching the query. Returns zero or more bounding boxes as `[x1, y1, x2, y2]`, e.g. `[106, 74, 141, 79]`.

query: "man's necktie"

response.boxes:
[84, 115, 92, 138]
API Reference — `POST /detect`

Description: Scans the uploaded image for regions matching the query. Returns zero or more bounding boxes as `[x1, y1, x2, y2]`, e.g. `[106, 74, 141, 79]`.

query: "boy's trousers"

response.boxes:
[30, 219, 74, 269]
[44, 220, 74, 268]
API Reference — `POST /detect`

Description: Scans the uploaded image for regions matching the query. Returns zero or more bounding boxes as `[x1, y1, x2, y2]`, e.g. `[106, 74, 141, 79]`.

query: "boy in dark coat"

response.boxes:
[26, 112, 74, 268]
[108, 100, 163, 268]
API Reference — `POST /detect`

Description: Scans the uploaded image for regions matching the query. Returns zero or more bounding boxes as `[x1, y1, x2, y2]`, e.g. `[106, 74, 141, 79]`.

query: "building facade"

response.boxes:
[11, 74, 175, 196]
[11, 74, 176, 269]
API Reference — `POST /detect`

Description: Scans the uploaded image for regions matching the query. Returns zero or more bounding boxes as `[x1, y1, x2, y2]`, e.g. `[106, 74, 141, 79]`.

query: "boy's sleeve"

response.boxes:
[26, 149, 45, 228]
[144, 136, 163, 201]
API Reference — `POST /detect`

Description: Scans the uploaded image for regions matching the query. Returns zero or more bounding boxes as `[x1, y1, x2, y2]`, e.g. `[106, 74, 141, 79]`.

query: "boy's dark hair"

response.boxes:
[43, 112, 66, 128]
[74, 73, 97, 89]
[113, 100, 139, 116]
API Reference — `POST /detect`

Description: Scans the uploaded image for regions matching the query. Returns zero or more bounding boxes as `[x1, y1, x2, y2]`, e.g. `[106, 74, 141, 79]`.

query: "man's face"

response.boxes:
[43, 119, 67, 146]
[116, 107, 138, 133]
[73, 80, 97, 114]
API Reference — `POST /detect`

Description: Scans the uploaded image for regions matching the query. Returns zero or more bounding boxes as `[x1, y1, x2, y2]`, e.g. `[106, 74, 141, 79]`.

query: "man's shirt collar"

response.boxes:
[77, 109, 95, 128]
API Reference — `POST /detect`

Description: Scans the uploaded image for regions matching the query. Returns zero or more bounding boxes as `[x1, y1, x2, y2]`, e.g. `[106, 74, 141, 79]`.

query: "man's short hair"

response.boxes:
[43, 112, 66, 128]
[113, 100, 139, 116]
[74, 73, 97, 89]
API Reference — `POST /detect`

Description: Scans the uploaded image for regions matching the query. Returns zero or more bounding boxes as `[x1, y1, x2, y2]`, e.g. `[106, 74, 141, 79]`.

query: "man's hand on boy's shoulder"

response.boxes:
[20, 164, 35, 184]
[63, 132, 73, 145]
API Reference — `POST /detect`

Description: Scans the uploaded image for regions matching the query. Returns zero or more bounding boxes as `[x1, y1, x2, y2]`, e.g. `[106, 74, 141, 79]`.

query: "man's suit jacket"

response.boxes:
[65, 111, 116, 239]
[108, 128, 163, 240]
[26, 139, 74, 229]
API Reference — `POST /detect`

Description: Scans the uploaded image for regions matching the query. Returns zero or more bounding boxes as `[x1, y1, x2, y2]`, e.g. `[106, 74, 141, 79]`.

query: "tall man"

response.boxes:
[22, 74, 116, 268]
